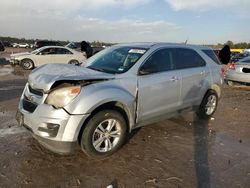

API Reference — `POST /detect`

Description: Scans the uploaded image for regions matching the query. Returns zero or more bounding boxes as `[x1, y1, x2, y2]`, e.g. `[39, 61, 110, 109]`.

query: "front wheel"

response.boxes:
[20, 59, 34, 70]
[197, 90, 218, 119]
[80, 110, 127, 158]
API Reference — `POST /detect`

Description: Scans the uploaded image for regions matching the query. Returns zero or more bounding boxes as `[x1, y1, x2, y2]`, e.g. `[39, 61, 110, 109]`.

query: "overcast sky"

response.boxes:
[0, 0, 249, 44]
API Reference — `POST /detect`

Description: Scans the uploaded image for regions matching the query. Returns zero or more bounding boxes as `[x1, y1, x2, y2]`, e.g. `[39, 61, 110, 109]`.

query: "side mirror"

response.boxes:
[139, 67, 151, 75]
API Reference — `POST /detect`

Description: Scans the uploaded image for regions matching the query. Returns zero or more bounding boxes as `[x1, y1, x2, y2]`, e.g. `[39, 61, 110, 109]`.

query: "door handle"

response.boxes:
[171, 76, 179, 82]
[200, 71, 205, 75]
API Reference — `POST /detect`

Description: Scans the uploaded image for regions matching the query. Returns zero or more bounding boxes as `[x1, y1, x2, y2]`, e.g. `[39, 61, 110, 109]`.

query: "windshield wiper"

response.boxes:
[87, 66, 106, 73]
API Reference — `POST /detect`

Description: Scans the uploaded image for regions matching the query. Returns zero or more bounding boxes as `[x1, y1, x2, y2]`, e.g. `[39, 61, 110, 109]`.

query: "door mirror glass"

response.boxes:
[139, 66, 153, 75]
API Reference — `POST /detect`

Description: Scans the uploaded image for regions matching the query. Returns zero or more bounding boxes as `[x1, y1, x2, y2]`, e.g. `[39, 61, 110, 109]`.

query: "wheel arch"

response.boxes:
[209, 84, 221, 98]
[68, 59, 79, 65]
[77, 100, 134, 144]
[20, 58, 35, 69]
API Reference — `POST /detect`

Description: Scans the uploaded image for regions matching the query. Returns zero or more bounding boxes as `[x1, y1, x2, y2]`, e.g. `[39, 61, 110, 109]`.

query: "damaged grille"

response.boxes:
[22, 84, 44, 113]
[23, 96, 37, 113]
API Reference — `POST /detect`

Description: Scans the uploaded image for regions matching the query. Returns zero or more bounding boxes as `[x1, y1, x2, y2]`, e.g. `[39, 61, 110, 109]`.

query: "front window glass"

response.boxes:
[85, 46, 147, 74]
[39, 48, 56, 55]
[140, 48, 173, 74]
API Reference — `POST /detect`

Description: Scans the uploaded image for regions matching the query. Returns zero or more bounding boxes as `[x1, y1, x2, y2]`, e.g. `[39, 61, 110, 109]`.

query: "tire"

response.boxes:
[197, 90, 218, 119]
[68, 59, 79, 65]
[80, 110, 127, 158]
[21, 59, 34, 70]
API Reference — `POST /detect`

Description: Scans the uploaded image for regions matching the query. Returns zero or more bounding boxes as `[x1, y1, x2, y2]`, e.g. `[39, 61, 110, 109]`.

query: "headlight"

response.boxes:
[46, 86, 81, 108]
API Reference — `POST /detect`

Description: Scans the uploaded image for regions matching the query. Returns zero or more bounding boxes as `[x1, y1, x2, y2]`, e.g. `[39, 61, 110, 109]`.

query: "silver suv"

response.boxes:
[16, 43, 223, 158]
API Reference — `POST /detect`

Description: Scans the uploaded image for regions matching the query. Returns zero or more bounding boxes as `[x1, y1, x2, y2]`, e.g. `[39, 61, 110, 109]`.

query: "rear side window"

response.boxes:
[40, 48, 56, 55]
[173, 48, 206, 69]
[56, 48, 73, 55]
[202, 50, 221, 65]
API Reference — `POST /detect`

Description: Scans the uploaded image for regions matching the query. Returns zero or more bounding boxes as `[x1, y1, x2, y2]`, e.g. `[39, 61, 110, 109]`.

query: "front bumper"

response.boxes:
[10, 59, 20, 65]
[17, 84, 90, 154]
[225, 70, 250, 84]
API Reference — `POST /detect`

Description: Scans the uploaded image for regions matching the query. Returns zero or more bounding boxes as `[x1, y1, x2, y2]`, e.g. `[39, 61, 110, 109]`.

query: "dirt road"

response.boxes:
[0, 56, 250, 187]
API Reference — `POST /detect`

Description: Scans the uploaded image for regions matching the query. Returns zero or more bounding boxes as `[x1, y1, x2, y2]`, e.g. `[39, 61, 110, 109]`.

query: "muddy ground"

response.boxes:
[0, 48, 250, 188]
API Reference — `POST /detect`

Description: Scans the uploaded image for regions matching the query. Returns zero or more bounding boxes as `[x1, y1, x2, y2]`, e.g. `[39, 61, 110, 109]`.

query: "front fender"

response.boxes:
[64, 84, 136, 128]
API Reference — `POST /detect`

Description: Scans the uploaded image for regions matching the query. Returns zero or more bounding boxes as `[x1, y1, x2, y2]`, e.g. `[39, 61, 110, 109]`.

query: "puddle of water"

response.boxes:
[0, 126, 25, 137]
[0, 65, 13, 76]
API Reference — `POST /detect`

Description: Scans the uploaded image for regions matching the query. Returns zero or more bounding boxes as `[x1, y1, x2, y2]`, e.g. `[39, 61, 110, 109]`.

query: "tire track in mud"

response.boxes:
[0, 79, 26, 102]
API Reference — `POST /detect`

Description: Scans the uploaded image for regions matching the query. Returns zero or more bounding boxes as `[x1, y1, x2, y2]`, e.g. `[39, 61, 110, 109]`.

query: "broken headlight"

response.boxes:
[46, 86, 81, 108]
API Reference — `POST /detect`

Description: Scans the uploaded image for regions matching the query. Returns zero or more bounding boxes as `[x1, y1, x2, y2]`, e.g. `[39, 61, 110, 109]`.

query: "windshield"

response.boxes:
[85, 46, 147, 74]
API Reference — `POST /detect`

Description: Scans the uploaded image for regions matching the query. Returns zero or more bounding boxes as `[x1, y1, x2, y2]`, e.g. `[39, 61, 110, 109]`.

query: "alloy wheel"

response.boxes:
[92, 119, 122, 153]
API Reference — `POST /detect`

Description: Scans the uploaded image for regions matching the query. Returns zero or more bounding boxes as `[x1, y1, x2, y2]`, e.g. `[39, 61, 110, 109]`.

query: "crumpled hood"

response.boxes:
[28, 64, 114, 92]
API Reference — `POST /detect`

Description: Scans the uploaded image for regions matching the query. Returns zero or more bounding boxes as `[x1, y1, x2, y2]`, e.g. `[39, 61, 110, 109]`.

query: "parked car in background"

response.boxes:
[231, 53, 249, 63]
[225, 56, 250, 86]
[18, 43, 30, 48]
[16, 43, 222, 158]
[34, 40, 62, 49]
[0, 41, 5, 51]
[66, 42, 104, 57]
[10, 46, 86, 69]
[92, 46, 104, 55]
[12, 43, 19, 48]
[65, 42, 81, 50]
[3, 41, 12, 47]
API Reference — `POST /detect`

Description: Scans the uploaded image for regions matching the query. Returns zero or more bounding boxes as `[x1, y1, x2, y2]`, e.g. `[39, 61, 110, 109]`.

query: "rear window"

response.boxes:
[202, 50, 221, 65]
[240, 59, 250, 63]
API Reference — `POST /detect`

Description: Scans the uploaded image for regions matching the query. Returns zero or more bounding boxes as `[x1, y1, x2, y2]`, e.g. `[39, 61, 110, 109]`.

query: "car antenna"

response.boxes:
[184, 38, 188, 44]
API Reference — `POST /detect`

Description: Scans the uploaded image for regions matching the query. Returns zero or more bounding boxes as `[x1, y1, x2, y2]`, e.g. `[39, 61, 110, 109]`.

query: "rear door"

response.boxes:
[53, 48, 74, 64]
[172, 48, 209, 106]
[137, 48, 181, 124]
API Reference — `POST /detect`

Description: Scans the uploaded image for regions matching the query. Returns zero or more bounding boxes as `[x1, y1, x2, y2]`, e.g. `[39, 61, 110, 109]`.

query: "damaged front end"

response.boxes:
[16, 64, 114, 154]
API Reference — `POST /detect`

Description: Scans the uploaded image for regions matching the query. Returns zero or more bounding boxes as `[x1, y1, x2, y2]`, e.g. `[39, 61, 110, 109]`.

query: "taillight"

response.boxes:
[221, 66, 225, 77]
[229, 63, 235, 70]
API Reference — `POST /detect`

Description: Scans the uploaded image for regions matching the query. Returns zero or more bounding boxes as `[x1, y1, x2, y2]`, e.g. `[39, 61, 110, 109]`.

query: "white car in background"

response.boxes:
[18, 43, 30, 48]
[10, 46, 86, 70]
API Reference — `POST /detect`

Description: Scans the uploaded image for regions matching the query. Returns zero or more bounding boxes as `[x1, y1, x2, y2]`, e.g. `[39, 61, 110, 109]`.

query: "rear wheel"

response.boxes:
[21, 59, 34, 70]
[197, 90, 218, 119]
[80, 110, 127, 158]
[68, 59, 79, 65]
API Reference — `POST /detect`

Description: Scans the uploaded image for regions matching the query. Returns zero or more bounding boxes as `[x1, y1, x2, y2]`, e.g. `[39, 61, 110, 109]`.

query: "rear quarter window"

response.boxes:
[202, 49, 221, 65]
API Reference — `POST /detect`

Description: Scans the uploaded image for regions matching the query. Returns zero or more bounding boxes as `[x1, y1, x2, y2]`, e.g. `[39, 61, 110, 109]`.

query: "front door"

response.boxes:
[35, 47, 55, 66]
[137, 48, 181, 125]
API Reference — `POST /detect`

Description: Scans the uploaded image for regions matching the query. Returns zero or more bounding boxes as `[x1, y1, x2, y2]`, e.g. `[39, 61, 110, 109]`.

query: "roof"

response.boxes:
[114, 42, 211, 50]
[37, 46, 72, 51]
